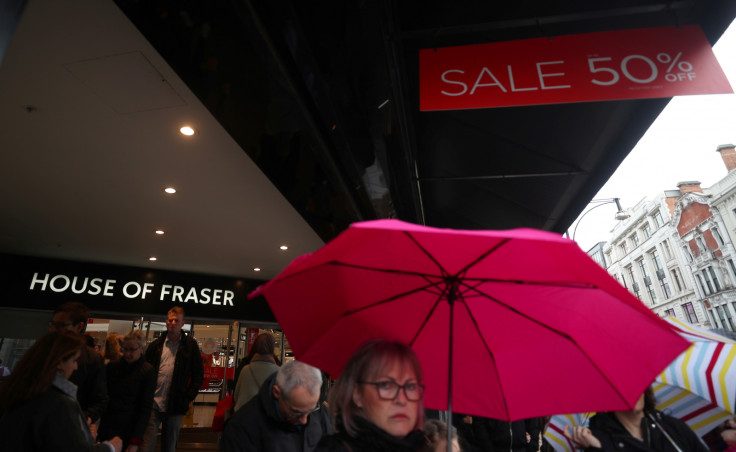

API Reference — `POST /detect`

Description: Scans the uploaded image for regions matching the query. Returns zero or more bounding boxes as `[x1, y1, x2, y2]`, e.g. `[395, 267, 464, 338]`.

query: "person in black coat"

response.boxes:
[98, 330, 156, 452]
[141, 307, 204, 452]
[49, 301, 109, 424]
[0, 330, 122, 452]
[473, 417, 539, 452]
[564, 386, 709, 452]
[222, 360, 332, 452]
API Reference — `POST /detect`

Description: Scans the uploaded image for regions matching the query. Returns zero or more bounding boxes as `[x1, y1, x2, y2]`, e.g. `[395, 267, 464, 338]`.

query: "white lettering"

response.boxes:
[200, 288, 211, 304]
[88, 278, 103, 296]
[224, 291, 234, 306]
[440, 70, 468, 96]
[160, 285, 172, 300]
[470, 67, 507, 95]
[172, 286, 185, 302]
[30, 272, 50, 291]
[50, 275, 71, 293]
[185, 287, 200, 304]
[71, 276, 89, 294]
[103, 280, 116, 297]
[508, 65, 537, 92]
[123, 281, 141, 298]
[142, 283, 154, 300]
[537, 61, 570, 90]
[212, 289, 222, 306]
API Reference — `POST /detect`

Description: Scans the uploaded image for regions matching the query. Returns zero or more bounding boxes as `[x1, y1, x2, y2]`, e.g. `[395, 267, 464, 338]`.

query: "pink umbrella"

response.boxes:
[250, 219, 689, 421]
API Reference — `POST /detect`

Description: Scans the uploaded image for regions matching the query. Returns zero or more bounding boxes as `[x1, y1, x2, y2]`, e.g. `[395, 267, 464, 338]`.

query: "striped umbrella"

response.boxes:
[544, 317, 736, 452]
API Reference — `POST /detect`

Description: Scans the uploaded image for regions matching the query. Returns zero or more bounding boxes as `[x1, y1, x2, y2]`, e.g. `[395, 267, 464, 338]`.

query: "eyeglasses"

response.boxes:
[360, 380, 424, 401]
[283, 400, 321, 419]
[48, 321, 73, 328]
[121, 346, 141, 352]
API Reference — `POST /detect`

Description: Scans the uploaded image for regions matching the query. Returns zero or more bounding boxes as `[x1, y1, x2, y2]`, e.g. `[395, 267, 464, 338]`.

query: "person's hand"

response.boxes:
[124, 444, 139, 452]
[564, 424, 601, 449]
[87, 417, 97, 441]
[108, 437, 123, 452]
[463, 416, 473, 424]
[722, 429, 736, 446]
[727, 416, 736, 430]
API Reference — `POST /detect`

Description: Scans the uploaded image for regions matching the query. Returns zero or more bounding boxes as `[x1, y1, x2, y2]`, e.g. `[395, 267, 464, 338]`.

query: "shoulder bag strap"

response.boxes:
[646, 412, 685, 452]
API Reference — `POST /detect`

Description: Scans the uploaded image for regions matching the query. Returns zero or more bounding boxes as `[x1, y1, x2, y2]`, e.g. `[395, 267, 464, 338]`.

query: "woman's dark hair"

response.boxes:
[0, 330, 84, 414]
[327, 339, 425, 437]
[643, 385, 656, 412]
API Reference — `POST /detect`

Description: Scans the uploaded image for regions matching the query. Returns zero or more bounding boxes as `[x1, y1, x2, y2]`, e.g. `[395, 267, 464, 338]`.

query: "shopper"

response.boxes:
[233, 332, 280, 410]
[103, 333, 122, 364]
[140, 307, 204, 452]
[222, 359, 332, 452]
[49, 301, 109, 424]
[316, 339, 427, 452]
[0, 330, 122, 452]
[98, 330, 156, 452]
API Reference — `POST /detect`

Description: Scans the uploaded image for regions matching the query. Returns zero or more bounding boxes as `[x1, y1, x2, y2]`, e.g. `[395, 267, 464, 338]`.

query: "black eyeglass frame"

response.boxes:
[359, 380, 425, 401]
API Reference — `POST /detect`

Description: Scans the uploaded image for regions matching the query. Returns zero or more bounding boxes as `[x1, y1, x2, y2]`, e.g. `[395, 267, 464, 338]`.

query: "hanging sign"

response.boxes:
[419, 26, 733, 111]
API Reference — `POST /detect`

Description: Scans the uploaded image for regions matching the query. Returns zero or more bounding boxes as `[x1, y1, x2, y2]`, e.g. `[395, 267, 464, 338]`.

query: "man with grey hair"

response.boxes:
[222, 360, 332, 452]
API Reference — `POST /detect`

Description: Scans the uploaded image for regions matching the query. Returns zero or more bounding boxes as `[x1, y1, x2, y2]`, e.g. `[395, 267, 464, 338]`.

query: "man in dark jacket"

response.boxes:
[221, 360, 333, 452]
[49, 301, 108, 424]
[141, 307, 204, 452]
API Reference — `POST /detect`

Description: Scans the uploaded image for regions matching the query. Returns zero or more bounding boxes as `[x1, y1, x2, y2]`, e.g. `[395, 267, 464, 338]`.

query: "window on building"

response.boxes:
[713, 227, 725, 247]
[671, 268, 683, 292]
[627, 266, 639, 298]
[716, 306, 731, 331]
[662, 240, 672, 260]
[710, 310, 720, 328]
[724, 306, 736, 331]
[654, 211, 664, 228]
[683, 246, 694, 263]
[620, 273, 627, 289]
[650, 250, 671, 299]
[697, 237, 708, 254]
[631, 233, 640, 248]
[642, 224, 652, 239]
[729, 259, 736, 281]
[619, 241, 629, 255]
[696, 274, 708, 295]
[638, 259, 655, 303]
[683, 302, 698, 324]
[664, 308, 676, 317]
[703, 269, 716, 293]
[708, 266, 722, 292]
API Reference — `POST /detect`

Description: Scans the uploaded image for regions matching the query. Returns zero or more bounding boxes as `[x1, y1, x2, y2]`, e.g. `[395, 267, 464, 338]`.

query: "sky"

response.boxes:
[572, 19, 736, 252]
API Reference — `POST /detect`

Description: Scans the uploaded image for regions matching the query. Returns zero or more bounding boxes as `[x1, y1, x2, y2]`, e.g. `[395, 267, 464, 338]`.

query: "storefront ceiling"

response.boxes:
[0, 0, 325, 280]
[1, 0, 735, 285]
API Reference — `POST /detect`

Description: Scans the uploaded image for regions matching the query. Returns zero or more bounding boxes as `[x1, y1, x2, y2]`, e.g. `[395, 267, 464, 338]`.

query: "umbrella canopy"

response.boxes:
[252, 219, 689, 420]
[544, 318, 736, 452]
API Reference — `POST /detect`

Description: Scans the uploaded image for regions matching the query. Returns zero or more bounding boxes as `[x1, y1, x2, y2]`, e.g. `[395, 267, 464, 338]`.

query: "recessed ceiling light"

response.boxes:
[149, 257, 157, 261]
[164, 187, 176, 194]
[180, 126, 195, 136]
[155, 229, 165, 235]
[280, 245, 288, 251]
[253, 267, 261, 272]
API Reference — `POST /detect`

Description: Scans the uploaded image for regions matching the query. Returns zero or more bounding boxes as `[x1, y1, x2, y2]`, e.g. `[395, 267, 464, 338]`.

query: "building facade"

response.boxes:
[597, 145, 736, 331]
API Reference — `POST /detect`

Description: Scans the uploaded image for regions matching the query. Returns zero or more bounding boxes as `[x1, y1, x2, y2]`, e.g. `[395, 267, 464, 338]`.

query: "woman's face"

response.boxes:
[121, 339, 143, 363]
[58, 350, 80, 379]
[353, 362, 421, 439]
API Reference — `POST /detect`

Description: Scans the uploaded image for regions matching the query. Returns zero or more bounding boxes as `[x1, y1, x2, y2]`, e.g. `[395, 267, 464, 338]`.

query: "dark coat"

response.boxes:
[98, 356, 156, 447]
[315, 416, 426, 452]
[473, 417, 539, 452]
[145, 331, 204, 415]
[221, 372, 333, 452]
[69, 344, 108, 423]
[0, 386, 110, 452]
[585, 410, 709, 452]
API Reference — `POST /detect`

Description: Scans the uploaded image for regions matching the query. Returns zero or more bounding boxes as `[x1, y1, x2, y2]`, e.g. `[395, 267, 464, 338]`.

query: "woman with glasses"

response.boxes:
[0, 330, 123, 451]
[317, 339, 427, 452]
[98, 330, 156, 452]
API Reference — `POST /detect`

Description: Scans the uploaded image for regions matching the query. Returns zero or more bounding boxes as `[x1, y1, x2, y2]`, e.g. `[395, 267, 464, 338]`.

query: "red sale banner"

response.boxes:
[419, 26, 732, 111]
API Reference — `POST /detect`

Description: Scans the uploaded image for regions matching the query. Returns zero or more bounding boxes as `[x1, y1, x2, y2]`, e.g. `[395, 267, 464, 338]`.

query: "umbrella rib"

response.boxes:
[463, 286, 633, 408]
[408, 283, 452, 347]
[328, 261, 443, 279]
[342, 279, 448, 317]
[402, 231, 452, 277]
